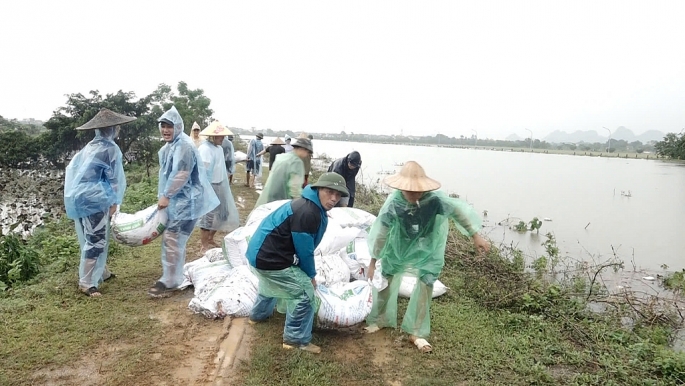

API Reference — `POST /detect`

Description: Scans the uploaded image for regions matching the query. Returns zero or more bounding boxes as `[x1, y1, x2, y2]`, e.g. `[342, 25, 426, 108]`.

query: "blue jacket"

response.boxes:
[246, 186, 327, 278]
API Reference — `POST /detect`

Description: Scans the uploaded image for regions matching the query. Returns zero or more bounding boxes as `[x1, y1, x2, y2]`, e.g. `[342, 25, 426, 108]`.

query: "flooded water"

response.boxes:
[295, 139, 685, 272]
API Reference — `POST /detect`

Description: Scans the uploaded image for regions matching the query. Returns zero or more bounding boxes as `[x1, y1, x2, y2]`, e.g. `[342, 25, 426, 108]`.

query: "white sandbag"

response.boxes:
[181, 256, 210, 289]
[314, 253, 351, 286]
[315, 219, 363, 256]
[340, 250, 365, 281]
[204, 248, 224, 262]
[399, 275, 449, 298]
[234, 151, 247, 162]
[345, 233, 372, 268]
[245, 199, 290, 228]
[328, 207, 376, 229]
[189, 265, 260, 319]
[181, 257, 234, 295]
[316, 280, 373, 329]
[222, 226, 256, 268]
[111, 205, 167, 246]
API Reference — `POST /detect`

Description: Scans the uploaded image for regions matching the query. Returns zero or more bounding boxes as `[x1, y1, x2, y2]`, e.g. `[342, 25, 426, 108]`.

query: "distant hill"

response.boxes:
[541, 127, 665, 144]
[506, 133, 523, 141]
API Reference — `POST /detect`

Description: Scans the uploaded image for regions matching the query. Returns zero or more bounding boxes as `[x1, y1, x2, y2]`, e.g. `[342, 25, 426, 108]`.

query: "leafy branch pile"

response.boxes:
[444, 231, 685, 384]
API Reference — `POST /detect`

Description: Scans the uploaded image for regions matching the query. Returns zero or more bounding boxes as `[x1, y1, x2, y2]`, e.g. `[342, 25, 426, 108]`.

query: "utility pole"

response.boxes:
[525, 128, 533, 151]
[603, 127, 611, 153]
[472, 129, 478, 147]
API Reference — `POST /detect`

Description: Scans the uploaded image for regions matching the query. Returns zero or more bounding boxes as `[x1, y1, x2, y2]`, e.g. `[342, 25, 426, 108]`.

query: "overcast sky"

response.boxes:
[1, 0, 684, 139]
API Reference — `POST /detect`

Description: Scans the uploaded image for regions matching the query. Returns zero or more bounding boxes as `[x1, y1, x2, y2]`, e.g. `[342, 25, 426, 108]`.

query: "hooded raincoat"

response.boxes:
[222, 137, 235, 175]
[254, 151, 305, 208]
[198, 139, 239, 232]
[64, 126, 125, 290]
[247, 137, 264, 176]
[157, 107, 219, 288]
[247, 186, 328, 346]
[366, 189, 481, 338]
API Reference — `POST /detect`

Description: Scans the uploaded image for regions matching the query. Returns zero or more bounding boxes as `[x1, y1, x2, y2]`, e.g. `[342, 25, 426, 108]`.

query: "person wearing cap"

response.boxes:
[151, 106, 219, 298]
[246, 172, 349, 354]
[197, 121, 240, 252]
[298, 133, 313, 187]
[190, 122, 203, 148]
[256, 137, 286, 171]
[364, 161, 490, 353]
[64, 108, 134, 297]
[222, 134, 236, 184]
[253, 137, 313, 208]
[327, 151, 362, 207]
[283, 134, 294, 153]
[246, 133, 264, 188]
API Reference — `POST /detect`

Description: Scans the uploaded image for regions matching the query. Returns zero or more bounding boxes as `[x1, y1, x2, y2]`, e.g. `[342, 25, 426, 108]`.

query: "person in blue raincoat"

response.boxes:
[245, 132, 264, 188]
[64, 108, 135, 297]
[246, 172, 349, 354]
[197, 121, 240, 252]
[222, 134, 235, 184]
[149, 106, 219, 297]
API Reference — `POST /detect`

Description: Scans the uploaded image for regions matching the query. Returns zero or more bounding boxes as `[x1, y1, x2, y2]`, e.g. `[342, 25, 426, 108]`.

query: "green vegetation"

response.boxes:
[655, 132, 685, 160]
[0, 81, 215, 169]
[237, 228, 685, 385]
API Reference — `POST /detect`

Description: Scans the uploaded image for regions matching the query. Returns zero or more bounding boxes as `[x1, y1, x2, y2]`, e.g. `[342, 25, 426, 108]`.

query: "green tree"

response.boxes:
[655, 132, 685, 160]
[158, 81, 214, 132]
[0, 131, 41, 167]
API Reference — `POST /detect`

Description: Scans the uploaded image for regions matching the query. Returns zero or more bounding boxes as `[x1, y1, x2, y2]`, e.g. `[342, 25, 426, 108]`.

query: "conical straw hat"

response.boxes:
[271, 137, 285, 145]
[75, 108, 136, 130]
[383, 161, 441, 192]
[200, 121, 233, 136]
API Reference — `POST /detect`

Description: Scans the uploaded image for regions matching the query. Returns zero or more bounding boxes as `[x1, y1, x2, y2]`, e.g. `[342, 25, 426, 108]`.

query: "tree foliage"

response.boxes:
[25, 82, 213, 167]
[654, 132, 685, 160]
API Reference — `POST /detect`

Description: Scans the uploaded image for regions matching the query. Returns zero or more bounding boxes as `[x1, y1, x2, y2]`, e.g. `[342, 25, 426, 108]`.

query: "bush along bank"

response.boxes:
[442, 230, 685, 384]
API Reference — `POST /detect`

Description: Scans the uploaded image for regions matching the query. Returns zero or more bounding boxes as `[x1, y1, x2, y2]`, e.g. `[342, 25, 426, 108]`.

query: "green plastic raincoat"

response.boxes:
[254, 151, 305, 208]
[366, 189, 481, 338]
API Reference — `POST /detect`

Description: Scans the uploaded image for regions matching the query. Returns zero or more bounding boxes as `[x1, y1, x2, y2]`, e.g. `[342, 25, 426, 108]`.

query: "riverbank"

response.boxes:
[1, 163, 684, 385]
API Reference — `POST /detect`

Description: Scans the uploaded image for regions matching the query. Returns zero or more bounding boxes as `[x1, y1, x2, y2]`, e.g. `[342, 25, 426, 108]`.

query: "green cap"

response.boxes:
[311, 172, 349, 197]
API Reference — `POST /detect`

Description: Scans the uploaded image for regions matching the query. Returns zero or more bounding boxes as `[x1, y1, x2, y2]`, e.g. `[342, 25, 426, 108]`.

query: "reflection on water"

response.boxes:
[298, 139, 685, 271]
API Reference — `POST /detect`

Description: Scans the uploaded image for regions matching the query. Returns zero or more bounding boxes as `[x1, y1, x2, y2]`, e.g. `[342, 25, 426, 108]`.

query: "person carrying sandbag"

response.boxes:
[149, 106, 219, 298]
[246, 172, 349, 354]
[64, 108, 135, 297]
[364, 161, 490, 353]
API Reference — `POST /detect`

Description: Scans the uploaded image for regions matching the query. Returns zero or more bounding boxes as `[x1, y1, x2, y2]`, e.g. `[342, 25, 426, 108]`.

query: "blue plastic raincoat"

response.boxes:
[64, 126, 125, 290]
[156, 106, 219, 288]
[157, 108, 219, 221]
[64, 128, 126, 219]
[222, 137, 235, 175]
[247, 137, 264, 176]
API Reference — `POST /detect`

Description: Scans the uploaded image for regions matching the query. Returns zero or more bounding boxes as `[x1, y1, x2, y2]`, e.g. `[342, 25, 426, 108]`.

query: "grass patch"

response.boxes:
[3, 160, 684, 385]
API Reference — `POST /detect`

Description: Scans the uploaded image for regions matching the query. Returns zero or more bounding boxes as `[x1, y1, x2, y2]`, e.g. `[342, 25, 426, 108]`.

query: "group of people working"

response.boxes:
[63, 106, 491, 354]
[64, 107, 241, 298]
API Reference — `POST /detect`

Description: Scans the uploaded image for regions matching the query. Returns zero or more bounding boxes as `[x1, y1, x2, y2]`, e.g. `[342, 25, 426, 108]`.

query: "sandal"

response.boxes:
[147, 281, 177, 298]
[282, 342, 321, 354]
[364, 325, 382, 334]
[81, 286, 101, 297]
[411, 337, 433, 353]
[103, 273, 117, 282]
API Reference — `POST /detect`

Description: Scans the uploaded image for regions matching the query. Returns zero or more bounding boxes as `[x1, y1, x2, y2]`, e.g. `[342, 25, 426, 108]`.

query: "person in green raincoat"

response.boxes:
[364, 161, 490, 353]
[253, 137, 313, 208]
